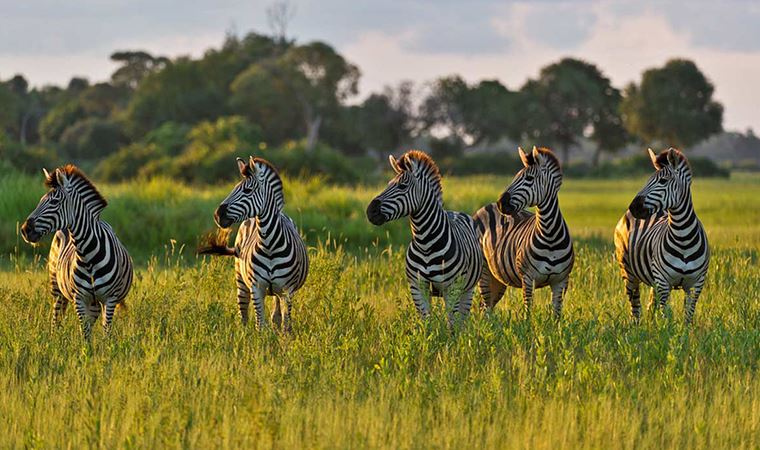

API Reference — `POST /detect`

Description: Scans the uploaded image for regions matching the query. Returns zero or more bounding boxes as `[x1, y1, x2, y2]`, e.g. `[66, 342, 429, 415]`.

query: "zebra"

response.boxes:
[20, 165, 133, 339]
[474, 146, 574, 319]
[366, 150, 483, 323]
[198, 156, 309, 332]
[614, 148, 709, 325]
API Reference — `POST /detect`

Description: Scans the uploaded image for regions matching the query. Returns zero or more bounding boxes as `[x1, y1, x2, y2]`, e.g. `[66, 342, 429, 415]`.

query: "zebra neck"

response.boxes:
[535, 194, 564, 236]
[254, 203, 283, 246]
[409, 195, 448, 250]
[68, 215, 106, 264]
[667, 193, 698, 235]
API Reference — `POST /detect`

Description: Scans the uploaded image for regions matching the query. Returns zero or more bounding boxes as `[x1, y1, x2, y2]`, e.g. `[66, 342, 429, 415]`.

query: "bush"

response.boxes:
[437, 151, 523, 176]
[59, 118, 127, 161]
[565, 154, 730, 178]
[264, 140, 374, 184]
[0, 139, 62, 174]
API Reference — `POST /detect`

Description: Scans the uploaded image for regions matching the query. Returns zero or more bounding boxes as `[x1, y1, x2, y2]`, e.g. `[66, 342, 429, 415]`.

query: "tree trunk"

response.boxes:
[19, 112, 29, 145]
[561, 143, 570, 168]
[592, 146, 602, 168]
[305, 115, 322, 153]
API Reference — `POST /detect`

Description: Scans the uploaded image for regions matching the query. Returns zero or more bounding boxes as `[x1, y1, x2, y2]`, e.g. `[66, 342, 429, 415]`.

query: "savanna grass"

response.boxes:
[0, 172, 758, 448]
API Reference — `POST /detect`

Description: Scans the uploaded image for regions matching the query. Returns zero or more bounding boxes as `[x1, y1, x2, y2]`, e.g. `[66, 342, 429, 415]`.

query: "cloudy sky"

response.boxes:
[1, 0, 758, 131]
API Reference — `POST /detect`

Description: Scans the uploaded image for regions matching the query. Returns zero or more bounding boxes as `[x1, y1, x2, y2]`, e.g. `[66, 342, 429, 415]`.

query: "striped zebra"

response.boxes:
[20, 165, 133, 339]
[198, 156, 308, 332]
[614, 148, 709, 324]
[474, 146, 574, 318]
[366, 150, 483, 322]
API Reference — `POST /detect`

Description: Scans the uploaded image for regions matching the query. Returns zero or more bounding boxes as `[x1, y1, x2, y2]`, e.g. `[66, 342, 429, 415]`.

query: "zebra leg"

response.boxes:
[550, 277, 568, 320]
[279, 292, 293, 333]
[251, 285, 268, 331]
[102, 297, 119, 334]
[235, 274, 251, 326]
[521, 275, 534, 319]
[75, 295, 99, 340]
[51, 294, 68, 327]
[625, 278, 642, 322]
[271, 297, 282, 330]
[684, 281, 705, 326]
[478, 266, 507, 310]
[456, 288, 474, 319]
[654, 282, 672, 319]
[408, 276, 431, 319]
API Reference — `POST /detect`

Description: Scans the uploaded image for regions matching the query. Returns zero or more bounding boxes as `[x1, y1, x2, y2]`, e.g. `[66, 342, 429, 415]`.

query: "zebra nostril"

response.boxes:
[497, 193, 514, 216]
[366, 199, 385, 225]
[214, 204, 231, 228]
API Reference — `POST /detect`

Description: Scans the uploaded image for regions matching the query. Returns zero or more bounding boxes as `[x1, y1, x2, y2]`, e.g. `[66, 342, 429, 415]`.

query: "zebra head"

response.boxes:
[214, 156, 284, 229]
[367, 150, 443, 226]
[21, 166, 106, 244]
[498, 146, 562, 216]
[628, 148, 692, 219]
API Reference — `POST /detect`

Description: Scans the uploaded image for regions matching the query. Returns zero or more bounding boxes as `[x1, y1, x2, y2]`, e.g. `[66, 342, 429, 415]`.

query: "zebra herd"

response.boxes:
[19, 146, 709, 339]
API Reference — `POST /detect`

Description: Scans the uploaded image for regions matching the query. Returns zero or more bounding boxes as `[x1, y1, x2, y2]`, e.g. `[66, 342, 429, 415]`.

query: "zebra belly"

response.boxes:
[241, 255, 298, 295]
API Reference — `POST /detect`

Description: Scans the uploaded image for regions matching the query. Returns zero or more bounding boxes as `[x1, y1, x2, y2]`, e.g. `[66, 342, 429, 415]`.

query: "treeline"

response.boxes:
[0, 31, 725, 183]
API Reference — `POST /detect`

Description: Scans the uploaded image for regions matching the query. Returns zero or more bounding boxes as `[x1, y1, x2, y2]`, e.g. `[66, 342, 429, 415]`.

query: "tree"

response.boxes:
[59, 118, 126, 160]
[419, 76, 517, 154]
[517, 58, 619, 166]
[110, 51, 170, 89]
[622, 59, 723, 148]
[124, 57, 226, 137]
[230, 41, 360, 151]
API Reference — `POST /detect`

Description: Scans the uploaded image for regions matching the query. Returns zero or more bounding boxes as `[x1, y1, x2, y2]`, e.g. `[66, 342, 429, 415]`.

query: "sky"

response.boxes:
[1, 0, 758, 132]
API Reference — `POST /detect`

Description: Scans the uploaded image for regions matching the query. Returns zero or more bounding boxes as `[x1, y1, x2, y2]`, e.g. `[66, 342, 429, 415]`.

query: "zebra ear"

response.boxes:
[531, 146, 543, 166]
[42, 168, 50, 180]
[248, 156, 260, 178]
[647, 148, 660, 169]
[666, 148, 681, 169]
[518, 147, 530, 167]
[55, 168, 70, 190]
[389, 155, 402, 174]
[236, 157, 248, 177]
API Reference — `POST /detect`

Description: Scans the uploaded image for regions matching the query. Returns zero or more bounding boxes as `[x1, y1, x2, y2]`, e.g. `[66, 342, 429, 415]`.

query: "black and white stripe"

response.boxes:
[474, 146, 574, 318]
[366, 150, 483, 322]
[21, 165, 133, 339]
[614, 148, 709, 324]
[200, 156, 308, 332]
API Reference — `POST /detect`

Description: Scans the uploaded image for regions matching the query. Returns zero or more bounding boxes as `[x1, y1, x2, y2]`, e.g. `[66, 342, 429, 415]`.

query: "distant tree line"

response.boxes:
[0, 30, 725, 183]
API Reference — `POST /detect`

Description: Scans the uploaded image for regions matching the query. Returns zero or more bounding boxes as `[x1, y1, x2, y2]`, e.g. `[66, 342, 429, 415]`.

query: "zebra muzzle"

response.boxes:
[366, 199, 386, 226]
[628, 196, 651, 219]
[20, 218, 42, 244]
[214, 204, 234, 229]
[497, 193, 516, 216]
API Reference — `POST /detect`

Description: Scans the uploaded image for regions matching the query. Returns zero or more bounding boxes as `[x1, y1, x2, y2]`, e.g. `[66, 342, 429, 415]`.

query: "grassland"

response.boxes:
[0, 171, 759, 448]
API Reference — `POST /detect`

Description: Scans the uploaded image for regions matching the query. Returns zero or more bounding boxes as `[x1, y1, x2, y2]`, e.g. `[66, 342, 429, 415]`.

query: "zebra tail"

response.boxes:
[197, 244, 237, 257]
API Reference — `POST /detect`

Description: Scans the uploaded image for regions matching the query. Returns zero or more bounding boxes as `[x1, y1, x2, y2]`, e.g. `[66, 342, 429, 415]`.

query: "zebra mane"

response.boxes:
[45, 164, 108, 210]
[399, 150, 443, 201]
[654, 148, 690, 172]
[525, 147, 562, 172]
[251, 157, 285, 211]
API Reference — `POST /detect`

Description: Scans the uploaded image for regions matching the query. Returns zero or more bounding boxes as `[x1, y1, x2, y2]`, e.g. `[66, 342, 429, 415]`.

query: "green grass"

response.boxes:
[0, 172, 759, 448]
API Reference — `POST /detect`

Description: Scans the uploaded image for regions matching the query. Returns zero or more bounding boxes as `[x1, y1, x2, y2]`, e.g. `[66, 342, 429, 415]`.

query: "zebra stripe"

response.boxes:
[200, 156, 309, 332]
[366, 150, 483, 323]
[614, 148, 709, 324]
[474, 146, 574, 318]
[21, 165, 133, 339]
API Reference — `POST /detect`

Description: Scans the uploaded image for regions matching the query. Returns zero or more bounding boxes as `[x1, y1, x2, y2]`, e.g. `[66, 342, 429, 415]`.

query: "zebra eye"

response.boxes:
[242, 186, 253, 194]
[397, 182, 408, 191]
[658, 177, 669, 185]
[525, 175, 534, 182]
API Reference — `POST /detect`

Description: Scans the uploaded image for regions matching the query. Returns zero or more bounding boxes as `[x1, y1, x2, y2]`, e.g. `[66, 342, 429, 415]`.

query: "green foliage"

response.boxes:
[124, 58, 226, 136]
[437, 151, 523, 176]
[59, 118, 126, 160]
[265, 140, 373, 184]
[565, 153, 730, 178]
[518, 58, 624, 166]
[0, 140, 61, 174]
[622, 59, 723, 148]
[38, 99, 85, 143]
[0, 175, 759, 447]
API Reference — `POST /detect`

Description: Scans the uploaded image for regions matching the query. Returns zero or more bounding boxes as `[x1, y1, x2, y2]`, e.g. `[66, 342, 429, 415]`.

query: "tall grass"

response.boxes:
[0, 170, 758, 447]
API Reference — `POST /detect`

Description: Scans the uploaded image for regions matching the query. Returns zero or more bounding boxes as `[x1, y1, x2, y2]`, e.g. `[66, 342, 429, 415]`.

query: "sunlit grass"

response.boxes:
[0, 173, 759, 447]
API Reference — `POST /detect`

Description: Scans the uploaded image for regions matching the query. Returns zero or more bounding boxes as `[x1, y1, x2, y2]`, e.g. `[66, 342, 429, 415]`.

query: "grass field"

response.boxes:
[1, 171, 759, 448]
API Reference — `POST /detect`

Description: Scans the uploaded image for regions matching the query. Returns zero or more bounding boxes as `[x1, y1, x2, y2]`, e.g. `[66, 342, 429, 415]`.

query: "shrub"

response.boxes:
[438, 151, 523, 176]
[565, 154, 730, 178]
[264, 140, 374, 184]
[59, 118, 127, 161]
[0, 139, 62, 174]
